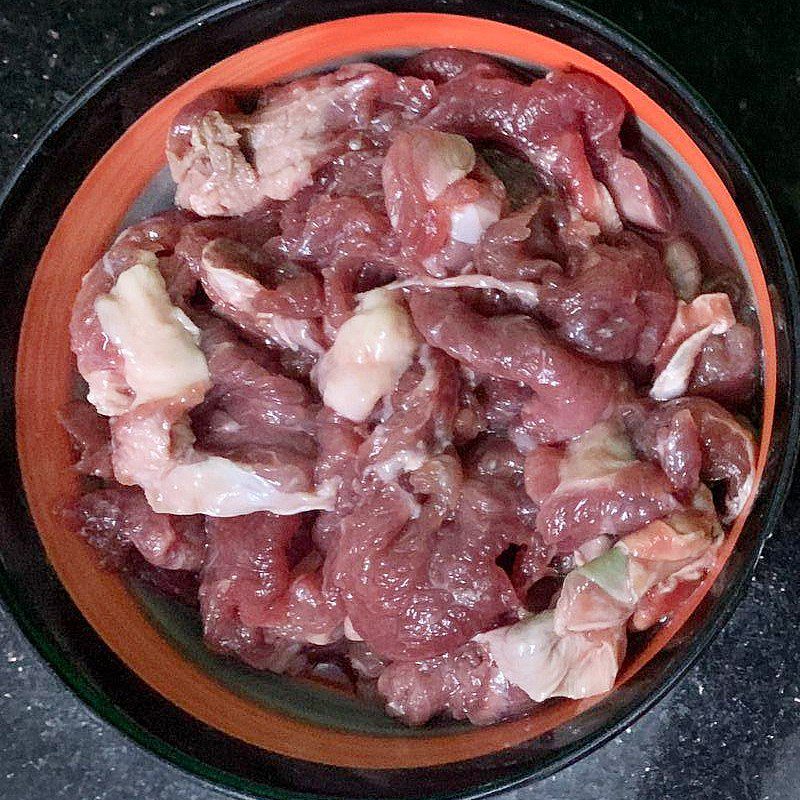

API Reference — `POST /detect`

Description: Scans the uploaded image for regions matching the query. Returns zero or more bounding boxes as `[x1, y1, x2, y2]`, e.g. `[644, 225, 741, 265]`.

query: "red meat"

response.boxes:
[408, 288, 630, 442]
[68, 485, 206, 571]
[59, 399, 113, 479]
[423, 70, 671, 231]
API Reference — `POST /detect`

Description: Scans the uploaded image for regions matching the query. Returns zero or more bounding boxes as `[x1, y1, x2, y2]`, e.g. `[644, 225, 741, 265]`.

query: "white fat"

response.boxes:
[651, 294, 736, 401]
[574, 535, 613, 567]
[249, 74, 376, 201]
[85, 369, 132, 417]
[386, 274, 539, 308]
[313, 288, 417, 422]
[369, 448, 428, 482]
[596, 182, 623, 234]
[344, 617, 364, 642]
[650, 327, 715, 400]
[719, 417, 757, 524]
[95, 255, 210, 408]
[475, 611, 622, 702]
[559, 420, 635, 485]
[146, 459, 338, 517]
[268, 315, 325, 355]
[305, 630, 342, 646]
[449, 198, 501, 245]
[509, 425, 538, 455]
[202, 261, 259, 309]
[416, 132, 476, 202]
[727, 469, 755, 524]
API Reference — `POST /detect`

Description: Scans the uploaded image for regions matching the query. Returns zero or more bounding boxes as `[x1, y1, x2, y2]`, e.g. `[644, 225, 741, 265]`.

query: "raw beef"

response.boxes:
[69, 212, 198, 416]
[59, 399, 113, 479]
[382, 127, 505, 275]
[68, 485, 206, 572]
[168, 64, 437, 215]
[400, 48, 522, 85]
[423, 69, 671, 231]
[65, 49, 761, 728]
[331, 477, 522, 661]
[408, 288, 630, 442]
[624, 397, 756, 523]
[533, 421, 679, 551]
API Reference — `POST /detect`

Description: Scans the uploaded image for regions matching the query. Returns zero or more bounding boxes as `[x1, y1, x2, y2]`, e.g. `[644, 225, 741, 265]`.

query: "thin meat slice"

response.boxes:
[689, 323, 758, 406]
[625, 397, 757, 523]
[627, 490, 722, 631]
[279, 192, 396, 271]
[59, 399, 113, 479]
[400, 48, 521, 85]
[168, 64, 437, 215]
[446, 200, 675, 365]
[173, 206, 280, 276]
[69, 486, 206, 571]
[312, 408, 365, 554]
[408, 288, 630, 442]
[377, 641, 534, 726]
[554, 487, 722, 635]
[105, 210, 198, 293]
[535, 421, 679, 551]
[474, 198, 599, 281]
[244, 553, 345, 646]
[70, 213, 198, 416]
[538, 234, 676, 365]
[192, 318, 317, 452]
[651, 293, 736, 400]
[202, 513, 300, 626]
[201, 512, 344, 659]
[537, 463, 678, 551]
[651, 408, 703, 495]
[382, 127, 505, 275]
[65, 488, 201, 605]
[423, 70, 671, 231]
[199, 237, 325, 354]
[90, 260, 336, 516]
[276, 145, 399, 330]
[332, 475, 522, 662]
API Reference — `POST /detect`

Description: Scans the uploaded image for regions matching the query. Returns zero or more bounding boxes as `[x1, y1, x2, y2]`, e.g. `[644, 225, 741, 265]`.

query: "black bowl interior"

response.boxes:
[0, 1, 798, 798]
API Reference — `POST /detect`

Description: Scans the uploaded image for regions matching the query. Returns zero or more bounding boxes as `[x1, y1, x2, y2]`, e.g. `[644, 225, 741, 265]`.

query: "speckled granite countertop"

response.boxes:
[1, 1, 799, 798]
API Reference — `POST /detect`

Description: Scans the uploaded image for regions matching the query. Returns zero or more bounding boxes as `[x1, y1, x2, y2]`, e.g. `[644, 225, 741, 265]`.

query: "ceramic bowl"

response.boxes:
[2, 1, 798, 798]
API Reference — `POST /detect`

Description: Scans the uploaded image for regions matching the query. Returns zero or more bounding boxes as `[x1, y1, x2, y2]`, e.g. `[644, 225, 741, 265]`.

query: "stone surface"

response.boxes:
[0, 1, 798, 798]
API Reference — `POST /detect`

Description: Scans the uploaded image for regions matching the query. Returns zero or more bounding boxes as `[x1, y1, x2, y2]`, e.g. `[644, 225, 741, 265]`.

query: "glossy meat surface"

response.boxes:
[65, 49, 761, 728]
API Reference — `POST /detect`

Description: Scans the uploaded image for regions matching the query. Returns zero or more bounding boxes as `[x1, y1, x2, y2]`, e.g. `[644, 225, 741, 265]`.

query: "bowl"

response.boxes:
[2, 1, 799, 798]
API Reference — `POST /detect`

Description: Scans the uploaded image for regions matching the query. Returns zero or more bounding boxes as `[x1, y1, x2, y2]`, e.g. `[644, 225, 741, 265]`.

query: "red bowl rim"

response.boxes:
[15, 11, 777, 770]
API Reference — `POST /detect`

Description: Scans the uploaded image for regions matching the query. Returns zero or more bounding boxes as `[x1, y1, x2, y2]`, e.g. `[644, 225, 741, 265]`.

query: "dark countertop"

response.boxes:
[1, 1, 798, 798]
